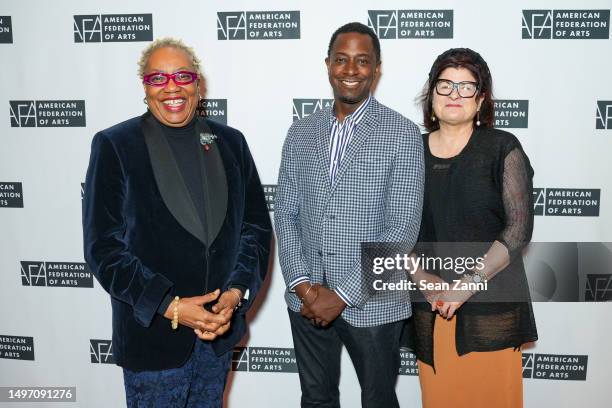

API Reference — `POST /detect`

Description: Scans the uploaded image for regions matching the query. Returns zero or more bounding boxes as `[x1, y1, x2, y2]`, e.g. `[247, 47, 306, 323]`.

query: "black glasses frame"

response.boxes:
[434, 79, 479, 98]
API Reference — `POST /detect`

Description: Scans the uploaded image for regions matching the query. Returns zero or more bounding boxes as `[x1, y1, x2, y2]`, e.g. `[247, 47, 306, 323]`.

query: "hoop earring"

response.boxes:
[476, 111, 481, 127]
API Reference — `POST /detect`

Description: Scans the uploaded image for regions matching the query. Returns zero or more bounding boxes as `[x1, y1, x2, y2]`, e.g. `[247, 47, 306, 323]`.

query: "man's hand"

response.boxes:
[306, 285, 346, 327]
[163, 289, 232, 341]
[294, 282, 315, 303]
[296, 282, 319, 320]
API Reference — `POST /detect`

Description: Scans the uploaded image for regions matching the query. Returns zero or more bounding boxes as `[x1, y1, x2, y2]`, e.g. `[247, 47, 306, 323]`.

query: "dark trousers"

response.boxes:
[288, 309, 403, 408]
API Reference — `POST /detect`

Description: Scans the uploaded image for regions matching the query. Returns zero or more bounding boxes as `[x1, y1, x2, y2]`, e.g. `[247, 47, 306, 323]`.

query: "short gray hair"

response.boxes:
[138, 37, 202, 79]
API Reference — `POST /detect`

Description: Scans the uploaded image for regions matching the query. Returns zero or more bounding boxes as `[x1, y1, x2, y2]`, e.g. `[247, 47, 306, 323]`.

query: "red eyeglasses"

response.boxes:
[142, 71, 199, 87]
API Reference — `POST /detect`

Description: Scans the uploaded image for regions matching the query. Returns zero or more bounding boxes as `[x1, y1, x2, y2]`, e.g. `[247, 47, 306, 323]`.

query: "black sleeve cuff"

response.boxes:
[156, 293, 173, 316]
[229, 284, 248, 298]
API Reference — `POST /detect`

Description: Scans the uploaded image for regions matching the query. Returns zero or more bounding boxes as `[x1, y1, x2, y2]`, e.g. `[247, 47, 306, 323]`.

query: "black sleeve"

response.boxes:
[83, 132, 173, 327]
[496, 144, 534, 260]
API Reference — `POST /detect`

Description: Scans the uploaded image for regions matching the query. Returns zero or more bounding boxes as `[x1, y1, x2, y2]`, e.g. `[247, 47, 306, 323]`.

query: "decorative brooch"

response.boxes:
[199, 132, 217, 151]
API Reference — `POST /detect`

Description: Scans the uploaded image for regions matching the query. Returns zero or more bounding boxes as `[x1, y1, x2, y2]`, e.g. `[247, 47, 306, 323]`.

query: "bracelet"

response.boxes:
[228, 288, 243, 309]
[300, 285, 319, 305]
[171, 296, 180, 330]
[300, 285, 314, 302]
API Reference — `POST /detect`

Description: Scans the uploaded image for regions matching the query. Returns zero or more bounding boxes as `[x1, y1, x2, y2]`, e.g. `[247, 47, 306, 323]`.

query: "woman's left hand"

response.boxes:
[432, 289, 474, 319]
[212, 288, 242, 315]
[194, 288, 242, 339]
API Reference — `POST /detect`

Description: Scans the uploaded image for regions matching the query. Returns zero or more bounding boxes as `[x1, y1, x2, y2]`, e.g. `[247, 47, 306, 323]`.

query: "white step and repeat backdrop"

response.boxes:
[1, 1, 611, 407]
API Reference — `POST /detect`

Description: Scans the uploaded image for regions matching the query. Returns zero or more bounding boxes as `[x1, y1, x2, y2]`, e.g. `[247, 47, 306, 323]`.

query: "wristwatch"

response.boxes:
[465, 269, 487, 285]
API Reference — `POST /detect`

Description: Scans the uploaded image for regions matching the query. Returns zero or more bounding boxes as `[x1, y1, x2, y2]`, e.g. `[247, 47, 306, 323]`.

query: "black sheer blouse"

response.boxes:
[412, 127, 538, 368]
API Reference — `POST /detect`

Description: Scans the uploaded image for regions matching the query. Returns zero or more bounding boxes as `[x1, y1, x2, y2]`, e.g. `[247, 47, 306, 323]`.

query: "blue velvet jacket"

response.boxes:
[82, 112, 271, 371]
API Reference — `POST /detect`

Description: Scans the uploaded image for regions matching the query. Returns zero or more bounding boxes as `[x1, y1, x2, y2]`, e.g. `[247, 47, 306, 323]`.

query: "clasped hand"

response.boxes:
[165, 288, 242, 341]
[417, 272, 473, 320]
[430, 287, 473, 320]
[296, 283, 346, 327]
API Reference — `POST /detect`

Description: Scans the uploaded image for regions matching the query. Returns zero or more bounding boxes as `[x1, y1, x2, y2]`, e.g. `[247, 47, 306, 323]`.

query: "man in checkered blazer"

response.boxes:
[275, 22, 424, 408]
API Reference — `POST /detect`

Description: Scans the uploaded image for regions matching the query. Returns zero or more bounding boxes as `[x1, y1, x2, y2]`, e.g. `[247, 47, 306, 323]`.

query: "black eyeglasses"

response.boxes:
[435, 79, 479, 98]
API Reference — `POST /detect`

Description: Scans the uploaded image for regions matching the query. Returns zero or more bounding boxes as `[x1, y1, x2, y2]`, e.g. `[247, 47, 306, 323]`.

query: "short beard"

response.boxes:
[336, 93, 366, 105]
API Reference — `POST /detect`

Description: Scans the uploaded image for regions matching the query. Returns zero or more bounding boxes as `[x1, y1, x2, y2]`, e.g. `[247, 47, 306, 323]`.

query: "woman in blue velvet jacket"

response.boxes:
[82, 38, 271, 407]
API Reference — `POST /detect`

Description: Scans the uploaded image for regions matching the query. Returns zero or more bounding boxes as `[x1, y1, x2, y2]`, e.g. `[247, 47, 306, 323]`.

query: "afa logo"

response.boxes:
[522, 353, 534, 378]
[522, 10, 609, 39]
[533, 188, 600, 216]
[9, 101, 36, 127]
[196, 99, 227, 125]
[522, 10, 554, 39]
[585, 274, 612, 301]
[90, 339, 114, 364]
[493, 100, 529, 128]
[9, 100, 86, 127]
[522, 353, 588, 380]
[232, 347, 298, 373]
[367, 10, 398, 39]
[292, 99, 333, 122]
[367, 10, 453, 39]
[398, 350, 419, 376]
[74, 14, 153, 42]
[262, 185, 277, 212]
[0, 182, 23, 208]
[20, 261, 94, 288]
[596, 101, 612, 129]
[217, 11, 300, 40]
[0, 335, 35, 361]
[0, 16, 12, 43]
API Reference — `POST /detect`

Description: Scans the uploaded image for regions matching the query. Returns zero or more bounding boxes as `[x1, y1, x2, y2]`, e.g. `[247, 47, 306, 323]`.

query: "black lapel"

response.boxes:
[196, 118, 228, 246]
[141, 113, 207, 244]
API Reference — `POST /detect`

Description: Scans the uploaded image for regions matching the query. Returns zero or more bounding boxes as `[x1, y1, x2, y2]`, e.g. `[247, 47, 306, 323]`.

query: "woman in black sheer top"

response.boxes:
[408, 48, 538, 408]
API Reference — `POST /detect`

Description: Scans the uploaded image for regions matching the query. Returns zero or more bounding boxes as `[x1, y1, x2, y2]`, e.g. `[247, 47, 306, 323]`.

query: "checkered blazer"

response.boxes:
[275, 97, 424, 327]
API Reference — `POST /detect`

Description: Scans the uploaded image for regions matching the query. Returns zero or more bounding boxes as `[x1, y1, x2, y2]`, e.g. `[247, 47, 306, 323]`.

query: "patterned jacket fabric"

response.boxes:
[275, 97, 424, 327]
